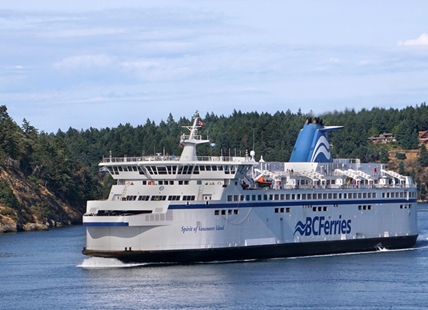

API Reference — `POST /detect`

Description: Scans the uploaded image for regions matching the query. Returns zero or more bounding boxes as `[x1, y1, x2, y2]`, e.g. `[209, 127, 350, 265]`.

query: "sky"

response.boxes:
[1, 0, 428, 133]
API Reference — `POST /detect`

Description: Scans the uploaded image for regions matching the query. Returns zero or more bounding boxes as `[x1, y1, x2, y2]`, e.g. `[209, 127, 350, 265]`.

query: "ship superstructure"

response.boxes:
[82, 113, 418, 263]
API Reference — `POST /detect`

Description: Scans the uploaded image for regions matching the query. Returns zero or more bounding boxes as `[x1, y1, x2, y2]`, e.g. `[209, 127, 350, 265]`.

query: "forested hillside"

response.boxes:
[1, 103, 428, 232]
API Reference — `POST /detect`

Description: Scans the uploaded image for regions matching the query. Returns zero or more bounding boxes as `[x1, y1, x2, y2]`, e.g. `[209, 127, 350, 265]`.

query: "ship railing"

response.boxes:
[196, 156, 251, 162]
[102, 156, 181, 163]
[101, 155, 253, 163]
[282, 183, 416, 190]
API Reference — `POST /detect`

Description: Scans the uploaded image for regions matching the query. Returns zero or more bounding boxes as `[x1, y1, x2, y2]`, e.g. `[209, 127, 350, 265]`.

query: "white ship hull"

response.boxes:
[82, 114, 418, 263]
[83, 187, 418, 262]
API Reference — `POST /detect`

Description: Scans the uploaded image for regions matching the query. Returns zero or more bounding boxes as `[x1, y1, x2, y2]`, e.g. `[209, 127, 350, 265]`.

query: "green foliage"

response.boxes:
[379, 147, 390, 163]
[0, 105, 103, 208]
[395, 118, 419, 149]
[100, 174, 115, 199]
[0, 179, 20, 209]
[28, 175, 39, 188]
[395, 152, 407, 160]
[0, 206, 18, 221]
[30, 202, 50, 219]
[3, 103, 428, 203]
[419, 144, 428, 167]
[398, 161, 406, 175]
[367, 127, 379, 137]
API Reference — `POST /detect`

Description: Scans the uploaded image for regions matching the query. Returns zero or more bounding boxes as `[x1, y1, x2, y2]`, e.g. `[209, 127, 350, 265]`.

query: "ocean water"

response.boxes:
[1, 206, 428, 310]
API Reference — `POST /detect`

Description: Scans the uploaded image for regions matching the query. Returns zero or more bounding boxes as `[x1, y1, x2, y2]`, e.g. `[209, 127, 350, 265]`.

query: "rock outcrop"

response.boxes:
[0, 165, 83, 233]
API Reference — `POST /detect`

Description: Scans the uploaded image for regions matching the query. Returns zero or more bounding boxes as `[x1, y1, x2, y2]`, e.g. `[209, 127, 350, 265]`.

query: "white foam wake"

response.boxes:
[286, 245, 428, 260]
[76, 257, 147, 269]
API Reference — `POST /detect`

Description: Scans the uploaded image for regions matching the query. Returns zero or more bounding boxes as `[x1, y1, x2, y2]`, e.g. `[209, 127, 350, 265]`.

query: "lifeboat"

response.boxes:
[256, 176, 272, 188]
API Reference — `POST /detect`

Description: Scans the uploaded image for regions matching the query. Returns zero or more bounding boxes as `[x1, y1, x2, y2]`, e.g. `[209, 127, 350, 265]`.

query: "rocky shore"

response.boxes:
[0, 164, 83, 233]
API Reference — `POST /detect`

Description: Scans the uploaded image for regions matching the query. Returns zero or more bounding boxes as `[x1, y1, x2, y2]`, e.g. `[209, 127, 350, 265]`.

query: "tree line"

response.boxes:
[1, 103, 428, 212]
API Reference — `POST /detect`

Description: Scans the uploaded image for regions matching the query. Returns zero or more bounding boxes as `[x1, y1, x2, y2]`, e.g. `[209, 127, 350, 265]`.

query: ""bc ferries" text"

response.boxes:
[293, 215, 351, 236]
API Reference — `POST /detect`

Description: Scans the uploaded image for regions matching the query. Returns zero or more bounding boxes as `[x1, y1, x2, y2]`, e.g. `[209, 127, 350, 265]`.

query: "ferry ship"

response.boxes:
[82, 112, 418, 263]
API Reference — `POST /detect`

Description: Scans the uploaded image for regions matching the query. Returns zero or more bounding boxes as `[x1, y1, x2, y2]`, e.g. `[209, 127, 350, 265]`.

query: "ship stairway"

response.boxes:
[254, 169, 280, 181]
[300, 170, 324, 181]
[347, 169, 373, 181]
[121, 183, 129, 199]
[242, 174, 255, 187]
[197, 186, 204, 201]
[383, 170, 406, 181]
[334, 169, 362, 181]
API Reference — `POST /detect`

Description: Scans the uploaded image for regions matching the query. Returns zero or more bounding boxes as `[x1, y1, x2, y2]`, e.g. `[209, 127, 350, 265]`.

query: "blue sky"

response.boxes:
[1, 0, 428, 132]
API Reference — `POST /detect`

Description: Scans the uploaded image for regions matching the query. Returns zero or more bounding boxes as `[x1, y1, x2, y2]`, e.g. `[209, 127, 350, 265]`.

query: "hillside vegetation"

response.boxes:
[1, 104, 428, 232]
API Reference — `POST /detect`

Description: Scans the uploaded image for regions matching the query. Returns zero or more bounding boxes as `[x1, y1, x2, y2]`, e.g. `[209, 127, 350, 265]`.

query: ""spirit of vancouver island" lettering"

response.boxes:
[181, 225, 225, 234]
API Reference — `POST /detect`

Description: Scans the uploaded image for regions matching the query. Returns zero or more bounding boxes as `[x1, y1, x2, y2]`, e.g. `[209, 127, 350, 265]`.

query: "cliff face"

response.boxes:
[0, 163, 83, 233]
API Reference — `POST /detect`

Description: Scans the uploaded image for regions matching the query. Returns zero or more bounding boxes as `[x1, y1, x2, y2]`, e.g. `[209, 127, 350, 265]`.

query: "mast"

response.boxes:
[179, 111, 210, 161]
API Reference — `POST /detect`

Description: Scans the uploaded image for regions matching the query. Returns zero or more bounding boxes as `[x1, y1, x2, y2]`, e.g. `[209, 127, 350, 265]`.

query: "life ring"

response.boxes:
[217, 182, 222, 185]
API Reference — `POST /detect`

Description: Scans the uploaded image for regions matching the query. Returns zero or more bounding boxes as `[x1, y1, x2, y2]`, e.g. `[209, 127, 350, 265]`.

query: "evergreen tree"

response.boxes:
[379, 146, 390, 163]
[419, 144, 428, 167]
[398, 161, 406, 175]
[395, 117, 419, 149]
[367, 127, 379, 137]
[0, 179, 20, 209]
[4, 103, 428, 207]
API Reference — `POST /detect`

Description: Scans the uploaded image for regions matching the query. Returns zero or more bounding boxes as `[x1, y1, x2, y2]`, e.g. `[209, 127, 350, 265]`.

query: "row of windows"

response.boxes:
[183, 195, 196, 201]
[148, 164, 238, 175]
[168, 195, 180, 201]
[108, 164, 251, 176]
[358, 205, 372, 211]
[142, 180, 189, 185]
[275, 207, 290, 213]
[227, 192, 381, 202]
[313, 206, 328, 212]
[383, 192, 417, 198]
[214, 209, 239, 216]
[125, 195, 195, 201]
[382, 192, 406, 198]
[107, 165, 144, 175]
[276, 205, 381, 213]
[212, 204, 411, 217]
[226, 190, 414, 202]
[212, 204, 410, 217]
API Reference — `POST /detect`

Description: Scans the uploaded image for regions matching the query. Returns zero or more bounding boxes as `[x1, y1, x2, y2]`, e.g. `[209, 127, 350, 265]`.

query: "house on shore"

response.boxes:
[368, 133, 396, 144]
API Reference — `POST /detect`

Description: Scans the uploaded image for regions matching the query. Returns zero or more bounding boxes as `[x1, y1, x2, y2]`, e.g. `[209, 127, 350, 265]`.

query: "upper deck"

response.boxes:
[101, 155, 252, 164]
[97, 114, 416, 192]
[100, 155, 254, 180]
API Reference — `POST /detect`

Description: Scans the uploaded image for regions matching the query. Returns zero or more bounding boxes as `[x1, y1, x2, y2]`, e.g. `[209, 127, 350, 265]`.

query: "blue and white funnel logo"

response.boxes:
[294, 215, 352, 236]
[289, 121, 343, 163]
[310, 135, 331, 162]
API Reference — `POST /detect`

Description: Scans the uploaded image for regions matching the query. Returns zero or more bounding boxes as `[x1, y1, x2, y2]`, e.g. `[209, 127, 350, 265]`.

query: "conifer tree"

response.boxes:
[379, 147, 390, 163]
[398, 161, 406, 175]
[419, 144, 428, 167]
[395, 117, 419, 149]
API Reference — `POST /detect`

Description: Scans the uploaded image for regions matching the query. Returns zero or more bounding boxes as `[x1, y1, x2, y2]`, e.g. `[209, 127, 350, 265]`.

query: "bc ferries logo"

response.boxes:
[310, 135, 331, 162]
[293, 215, 351, 236]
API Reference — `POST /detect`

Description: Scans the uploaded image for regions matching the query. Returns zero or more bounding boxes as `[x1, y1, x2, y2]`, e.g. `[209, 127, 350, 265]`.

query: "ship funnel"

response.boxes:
[289, 118, 343, 163]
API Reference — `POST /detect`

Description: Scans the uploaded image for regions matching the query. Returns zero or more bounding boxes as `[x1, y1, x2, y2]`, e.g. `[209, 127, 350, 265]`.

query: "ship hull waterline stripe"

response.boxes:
[82, 235, 418, 263]
[83, 222, 129, 227]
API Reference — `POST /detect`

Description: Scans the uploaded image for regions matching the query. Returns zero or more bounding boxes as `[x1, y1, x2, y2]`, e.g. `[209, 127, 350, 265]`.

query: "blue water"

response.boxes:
[1, 207, 428, 310]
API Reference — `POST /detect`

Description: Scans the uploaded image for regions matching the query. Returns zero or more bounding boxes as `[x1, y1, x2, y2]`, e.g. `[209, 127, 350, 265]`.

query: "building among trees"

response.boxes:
[368, 133, 395, 144]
